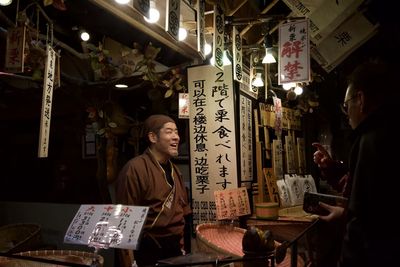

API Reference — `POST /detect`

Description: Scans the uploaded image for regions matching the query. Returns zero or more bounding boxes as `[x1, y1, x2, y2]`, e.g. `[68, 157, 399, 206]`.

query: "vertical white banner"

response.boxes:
[240, 95, 253, 182]
[188, 65, 238, 227]
[165, 0, 180, 41]
[232, 26, 243, 82]
[212, 4, 225, 71]
[196, 0, 206, 59]
[278, 19, 310, 84]
[38, 45, 56, 158]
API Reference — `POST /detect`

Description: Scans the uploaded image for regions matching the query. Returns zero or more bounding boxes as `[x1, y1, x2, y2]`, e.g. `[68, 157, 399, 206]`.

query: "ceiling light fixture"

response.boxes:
[262, 32, 276, 64]
[144, 0, 160, 24]
[252, 73, 264, 87]
[262, 48, 276, 64]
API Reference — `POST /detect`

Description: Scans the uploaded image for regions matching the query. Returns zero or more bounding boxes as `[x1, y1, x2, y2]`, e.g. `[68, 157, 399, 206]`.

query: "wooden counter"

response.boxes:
[246, 205, 317, 242]
[246, 217, 313, 242]
[246, 207, 320, 266]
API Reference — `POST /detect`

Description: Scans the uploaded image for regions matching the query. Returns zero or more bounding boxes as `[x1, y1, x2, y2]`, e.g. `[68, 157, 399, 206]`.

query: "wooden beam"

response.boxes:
[226, 0, 248, 16]
[240, 0, 280, 37]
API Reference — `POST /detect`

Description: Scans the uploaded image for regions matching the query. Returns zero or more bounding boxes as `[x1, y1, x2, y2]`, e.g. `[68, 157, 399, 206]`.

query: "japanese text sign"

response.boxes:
[214, 187, 251, 220]
[64, 204, 148, 250]
[278, 19, 310, 84]
[5, 26, 26, 73]
[239, 94, 253, 182]
[38, 45, 56, 158]
[178, 92, 189, 119]
[188, 65, 238, 228]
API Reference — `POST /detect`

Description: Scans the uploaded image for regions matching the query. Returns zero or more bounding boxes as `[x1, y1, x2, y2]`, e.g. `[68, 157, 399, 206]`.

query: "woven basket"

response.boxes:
[0, 250, 104, 267]
[0, 224, 41, 254]
[196, 223, 304, 267]
[196, 223, 246, 258]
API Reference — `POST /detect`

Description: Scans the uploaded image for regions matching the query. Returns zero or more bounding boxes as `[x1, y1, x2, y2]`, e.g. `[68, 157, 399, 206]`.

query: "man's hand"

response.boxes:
[312, 142, 333, 169]
[318, 202, 344, 222]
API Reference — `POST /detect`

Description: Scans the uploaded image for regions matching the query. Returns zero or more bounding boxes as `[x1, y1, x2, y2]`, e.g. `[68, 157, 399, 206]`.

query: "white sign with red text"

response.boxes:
[278, 19, 310, 84]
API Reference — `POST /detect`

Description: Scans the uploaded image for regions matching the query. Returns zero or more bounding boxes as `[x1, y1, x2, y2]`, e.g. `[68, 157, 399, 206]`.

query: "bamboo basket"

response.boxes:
[195, 223, 304, 267]
[0, 250, 104, 267]
[0, 224, 41, 254]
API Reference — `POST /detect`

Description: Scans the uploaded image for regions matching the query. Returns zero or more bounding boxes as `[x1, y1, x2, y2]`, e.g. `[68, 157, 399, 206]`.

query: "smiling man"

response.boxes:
[115, 114, 192, 266]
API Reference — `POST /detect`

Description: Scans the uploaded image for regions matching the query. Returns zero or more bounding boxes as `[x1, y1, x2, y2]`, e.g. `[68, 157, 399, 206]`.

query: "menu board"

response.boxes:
[214, 187, 251, 220]
[64, 204, 148, 250]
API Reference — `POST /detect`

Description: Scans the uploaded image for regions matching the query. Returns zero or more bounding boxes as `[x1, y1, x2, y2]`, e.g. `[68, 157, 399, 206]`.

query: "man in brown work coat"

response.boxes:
[115, 114, 192, 266]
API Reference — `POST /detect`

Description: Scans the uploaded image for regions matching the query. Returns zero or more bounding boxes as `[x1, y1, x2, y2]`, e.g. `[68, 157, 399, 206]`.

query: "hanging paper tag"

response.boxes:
[178, 92, 189, 119]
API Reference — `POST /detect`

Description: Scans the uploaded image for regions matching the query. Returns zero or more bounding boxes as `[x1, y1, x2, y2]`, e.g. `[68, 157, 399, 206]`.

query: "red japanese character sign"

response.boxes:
[278, 19, 311, 84]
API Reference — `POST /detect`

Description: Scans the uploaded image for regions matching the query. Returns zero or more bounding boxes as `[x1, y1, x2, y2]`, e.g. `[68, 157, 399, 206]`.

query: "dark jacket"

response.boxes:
[340, 103, 399, 267]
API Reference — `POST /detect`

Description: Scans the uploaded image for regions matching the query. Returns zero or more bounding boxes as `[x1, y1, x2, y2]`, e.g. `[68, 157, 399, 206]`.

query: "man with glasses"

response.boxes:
[312, 61, 398, 267]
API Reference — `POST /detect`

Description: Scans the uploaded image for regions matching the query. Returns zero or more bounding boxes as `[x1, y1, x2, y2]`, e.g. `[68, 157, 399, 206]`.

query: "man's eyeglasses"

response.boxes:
[340, 94, 357, 114]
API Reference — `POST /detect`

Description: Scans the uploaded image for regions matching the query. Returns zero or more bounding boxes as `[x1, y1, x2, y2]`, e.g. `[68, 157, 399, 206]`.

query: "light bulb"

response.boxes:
[144, 1, 160, 24]
[0, 0, 12, 6]
[223, 50, 231, 65]
[210, 50, 231, 66]
[282, 82, 296, 90]
[80, 31, 90, 41]
[294, 86, 303, 95]
[115, 84, 128, 88]
[204, 43, 212, 56]
[115, 0, 130, 4]
[179, 27, 187, 41]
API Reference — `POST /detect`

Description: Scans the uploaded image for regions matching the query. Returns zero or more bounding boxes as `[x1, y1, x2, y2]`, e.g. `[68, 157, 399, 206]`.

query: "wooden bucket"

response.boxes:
[255, 202, 279, 220]
[196, 223, 304, 267]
